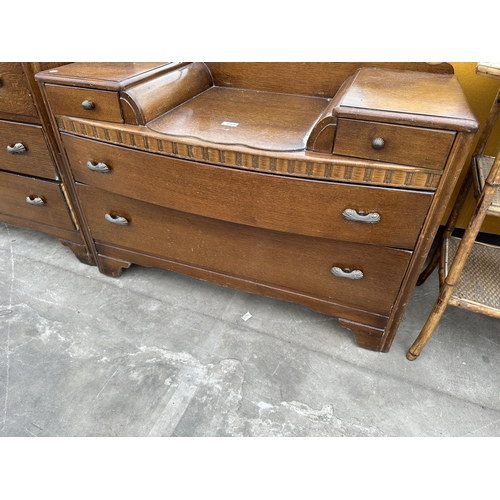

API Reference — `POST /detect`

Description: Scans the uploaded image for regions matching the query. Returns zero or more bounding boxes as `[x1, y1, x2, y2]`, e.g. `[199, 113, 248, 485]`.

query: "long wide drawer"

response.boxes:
[77, 185, 412, 316]
[63, 134, 433, 250]
[0, 171, 75, 230]
[0, 120, 58, 179]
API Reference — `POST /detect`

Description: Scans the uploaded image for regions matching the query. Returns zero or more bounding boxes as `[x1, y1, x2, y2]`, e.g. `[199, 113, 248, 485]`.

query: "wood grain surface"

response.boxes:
[0, 120, 58, 179]
[63, 133, 433, 249]
[0, 170, 75, 230]
[78, 184, 412, 316]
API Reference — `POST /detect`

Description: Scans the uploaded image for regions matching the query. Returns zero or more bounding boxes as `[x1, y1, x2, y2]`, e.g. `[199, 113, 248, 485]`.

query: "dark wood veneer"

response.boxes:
[34, 62, 479, 351]
[0, 62, 93, 265]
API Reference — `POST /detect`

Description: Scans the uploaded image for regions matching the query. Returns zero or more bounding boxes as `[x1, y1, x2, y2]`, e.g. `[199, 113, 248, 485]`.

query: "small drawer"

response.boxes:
[62, 134, 434, 250]
[0, 171, 75, 230]
[333, 118, 456, 170]
[0, 120, 58, 179]
[77, 185, 412, 316]
[44, 84, 123, 123]
[0, 63, 38, 119]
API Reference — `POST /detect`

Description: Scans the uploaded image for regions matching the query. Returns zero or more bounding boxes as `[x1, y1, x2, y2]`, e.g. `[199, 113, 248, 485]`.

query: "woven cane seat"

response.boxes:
[445, 236, 500, 316]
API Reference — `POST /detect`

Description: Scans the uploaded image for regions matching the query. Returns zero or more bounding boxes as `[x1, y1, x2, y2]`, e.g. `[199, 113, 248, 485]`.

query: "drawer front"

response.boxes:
[0, 120, 58, 179]
[0, 171, 75, 230]
[333, 118, 456, 170]
[44, 84, 123, 123]
[0, 63, 38, 119]
[78, 185, 412, 316]
[63, 134, 433, 250]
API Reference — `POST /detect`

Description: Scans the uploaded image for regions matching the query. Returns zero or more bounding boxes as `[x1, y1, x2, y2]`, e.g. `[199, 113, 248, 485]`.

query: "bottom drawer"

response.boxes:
[78, 185, 412, 316]
[0, 170, 75, 230]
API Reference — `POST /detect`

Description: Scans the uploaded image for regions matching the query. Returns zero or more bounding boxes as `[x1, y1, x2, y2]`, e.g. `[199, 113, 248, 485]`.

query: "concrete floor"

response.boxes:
[1, 222, 499, 437]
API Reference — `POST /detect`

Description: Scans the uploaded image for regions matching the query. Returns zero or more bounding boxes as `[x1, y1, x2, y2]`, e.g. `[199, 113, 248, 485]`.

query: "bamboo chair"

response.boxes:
[407, 63, 500, 360]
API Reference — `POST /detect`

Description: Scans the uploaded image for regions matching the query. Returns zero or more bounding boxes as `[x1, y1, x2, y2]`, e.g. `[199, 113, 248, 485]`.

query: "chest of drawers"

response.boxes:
[0, 63, 93, 264]
[35, 62, 479, 351]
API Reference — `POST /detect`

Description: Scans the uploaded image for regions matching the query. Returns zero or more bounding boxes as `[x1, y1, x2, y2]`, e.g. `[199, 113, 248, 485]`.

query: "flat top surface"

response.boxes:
[36, 62, 173, 89]
[338, 68, 476, 123]
[148, 87, 330, 151]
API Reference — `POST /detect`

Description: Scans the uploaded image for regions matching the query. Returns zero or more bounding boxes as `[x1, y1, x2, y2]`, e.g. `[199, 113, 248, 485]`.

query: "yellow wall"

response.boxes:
[447, 63, 500, 234]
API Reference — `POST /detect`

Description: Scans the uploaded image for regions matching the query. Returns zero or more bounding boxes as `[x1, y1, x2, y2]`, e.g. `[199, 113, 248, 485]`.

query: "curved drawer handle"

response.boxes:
[342, 208, 381, 224]
[331, 267, 364, 280]
[371, 137, 385, 150]
[105, 213, 129, 225]
[26, 195, 45, 206]
[82, 99, 95, 110]
[7, 143, 27, 154]
[86, 160, 110, 173]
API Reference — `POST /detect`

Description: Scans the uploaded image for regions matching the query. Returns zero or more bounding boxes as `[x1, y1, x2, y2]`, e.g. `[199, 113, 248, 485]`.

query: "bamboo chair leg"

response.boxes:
[417, 166, 474, 287]
[407, 182, 499, 360]
[417, 245, 441, 285]
[406, 282, 455, 360]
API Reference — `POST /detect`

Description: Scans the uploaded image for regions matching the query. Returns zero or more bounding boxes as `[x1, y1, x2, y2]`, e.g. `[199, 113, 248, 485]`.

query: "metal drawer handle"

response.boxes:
[7, 143, 27, 154]
[82, 99, 95, 110]
[371, 137, 385, 150]
[26, 195, 45, 206]
[86, 160, 110, 173]
[105, 213, 129, 225]
[331, 267, 364, 280]
[342, 208, 381, 224]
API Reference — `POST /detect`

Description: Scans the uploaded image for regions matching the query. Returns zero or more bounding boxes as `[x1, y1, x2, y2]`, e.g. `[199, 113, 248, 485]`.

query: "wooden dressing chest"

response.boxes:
[0, 63, 92, 264]
[35, 62, 479, 351]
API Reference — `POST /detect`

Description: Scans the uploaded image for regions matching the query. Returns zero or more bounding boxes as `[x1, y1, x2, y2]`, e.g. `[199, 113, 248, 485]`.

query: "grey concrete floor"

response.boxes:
[1, 222, 499, 437]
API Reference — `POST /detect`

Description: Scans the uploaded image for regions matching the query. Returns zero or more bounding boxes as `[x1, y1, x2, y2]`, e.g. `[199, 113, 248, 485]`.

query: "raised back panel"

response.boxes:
[205, 62, 454, 98]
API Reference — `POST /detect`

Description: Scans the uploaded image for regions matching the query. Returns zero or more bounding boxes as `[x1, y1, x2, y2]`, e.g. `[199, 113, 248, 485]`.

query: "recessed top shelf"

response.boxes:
[147, 87, 331, 152]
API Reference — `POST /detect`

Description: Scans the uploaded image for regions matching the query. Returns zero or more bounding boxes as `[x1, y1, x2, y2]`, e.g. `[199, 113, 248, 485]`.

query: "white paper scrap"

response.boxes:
[241, 312, 252, 321]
